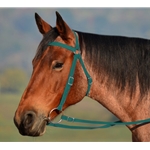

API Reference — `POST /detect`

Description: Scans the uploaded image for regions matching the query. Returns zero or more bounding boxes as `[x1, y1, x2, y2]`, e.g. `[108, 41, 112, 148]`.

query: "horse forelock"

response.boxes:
[34, 27, 59, 61]
[77, 31, 150, 98]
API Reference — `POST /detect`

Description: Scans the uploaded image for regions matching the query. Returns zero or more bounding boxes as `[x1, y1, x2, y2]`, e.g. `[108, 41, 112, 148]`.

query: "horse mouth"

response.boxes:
[14, 111, 49, 137]
[14, 109, 60, 137]
[18, 118, 47, 137]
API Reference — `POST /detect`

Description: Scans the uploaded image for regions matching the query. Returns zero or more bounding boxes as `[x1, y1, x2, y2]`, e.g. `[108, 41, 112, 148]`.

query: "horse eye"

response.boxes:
[53, 62, 63, 70]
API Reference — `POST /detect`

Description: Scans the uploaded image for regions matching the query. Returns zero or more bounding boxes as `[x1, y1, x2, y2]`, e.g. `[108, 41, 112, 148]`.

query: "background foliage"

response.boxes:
[0, 68, 28, 93]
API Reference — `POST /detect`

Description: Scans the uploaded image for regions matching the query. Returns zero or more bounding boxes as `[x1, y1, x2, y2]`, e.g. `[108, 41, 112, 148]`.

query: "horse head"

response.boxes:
[14, 12, 87, 136]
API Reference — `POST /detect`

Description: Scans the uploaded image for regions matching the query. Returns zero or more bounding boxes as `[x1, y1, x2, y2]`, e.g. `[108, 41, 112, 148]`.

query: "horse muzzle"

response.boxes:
[14, 110, 47, 136]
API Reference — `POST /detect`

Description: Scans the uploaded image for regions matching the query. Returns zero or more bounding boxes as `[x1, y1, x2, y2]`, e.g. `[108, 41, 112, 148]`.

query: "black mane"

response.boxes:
[77, 31, 150, 97]
[34, 27, 150, 98]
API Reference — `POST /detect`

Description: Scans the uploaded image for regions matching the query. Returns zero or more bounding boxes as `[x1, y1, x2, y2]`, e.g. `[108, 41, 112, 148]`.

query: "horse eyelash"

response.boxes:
[52, 62, 64, 70]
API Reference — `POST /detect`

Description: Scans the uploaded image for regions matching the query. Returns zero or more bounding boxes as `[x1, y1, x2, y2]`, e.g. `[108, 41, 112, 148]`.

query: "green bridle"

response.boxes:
[47, 31, 150, 129]
[48, 31, 92, 111]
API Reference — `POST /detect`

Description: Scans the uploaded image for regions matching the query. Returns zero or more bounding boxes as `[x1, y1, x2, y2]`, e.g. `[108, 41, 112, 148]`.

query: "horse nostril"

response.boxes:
[23, 111, 36, 129]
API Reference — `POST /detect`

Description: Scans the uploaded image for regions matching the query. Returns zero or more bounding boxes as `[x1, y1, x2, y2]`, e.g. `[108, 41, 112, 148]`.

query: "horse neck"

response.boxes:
[81, 43, 132, 121]
[81, 41, 150, 141]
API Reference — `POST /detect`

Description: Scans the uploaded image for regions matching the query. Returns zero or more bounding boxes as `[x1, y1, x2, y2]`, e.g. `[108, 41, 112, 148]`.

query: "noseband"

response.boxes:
[47, 31, 150, 129]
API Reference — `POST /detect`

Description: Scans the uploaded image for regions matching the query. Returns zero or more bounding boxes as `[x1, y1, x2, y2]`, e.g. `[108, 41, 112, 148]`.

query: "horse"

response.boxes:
[14, 11, 150, 142]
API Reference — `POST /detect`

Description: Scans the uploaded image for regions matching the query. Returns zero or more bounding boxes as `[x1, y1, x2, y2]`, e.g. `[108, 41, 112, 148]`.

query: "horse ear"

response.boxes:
[56, 11, 74, 40]
[35, 13, 52, 35]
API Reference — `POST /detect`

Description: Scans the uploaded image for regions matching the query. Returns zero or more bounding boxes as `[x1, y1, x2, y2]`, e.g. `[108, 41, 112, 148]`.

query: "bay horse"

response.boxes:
[14, 11, 150, 142]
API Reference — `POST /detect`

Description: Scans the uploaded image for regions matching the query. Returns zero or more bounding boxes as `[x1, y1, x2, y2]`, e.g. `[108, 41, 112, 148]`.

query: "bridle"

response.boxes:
[48, 31, 92, 112]
[46, 31, 150, 129]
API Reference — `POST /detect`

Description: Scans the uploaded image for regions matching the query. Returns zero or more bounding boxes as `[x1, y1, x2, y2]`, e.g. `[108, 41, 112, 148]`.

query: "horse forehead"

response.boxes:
[55, 36, 64, 43]
[46, 43, 73, 60]
[34, 34, 75, 67]
[33, 49, 70, 73]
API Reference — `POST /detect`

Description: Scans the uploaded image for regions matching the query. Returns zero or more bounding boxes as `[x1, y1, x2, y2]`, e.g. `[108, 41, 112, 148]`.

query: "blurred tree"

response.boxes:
[0, 68, 29, 93]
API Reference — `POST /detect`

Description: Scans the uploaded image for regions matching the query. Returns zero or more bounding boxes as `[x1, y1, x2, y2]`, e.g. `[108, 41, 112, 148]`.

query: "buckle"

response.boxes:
[88, 77, 93, 85]
[66, 116, 75, 122]
[68, 76, 74, 86]
[74, 50, 81, 55]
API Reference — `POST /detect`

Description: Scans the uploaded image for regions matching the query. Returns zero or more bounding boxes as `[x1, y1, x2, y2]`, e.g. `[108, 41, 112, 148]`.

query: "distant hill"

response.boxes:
[1, 8, 150, 72]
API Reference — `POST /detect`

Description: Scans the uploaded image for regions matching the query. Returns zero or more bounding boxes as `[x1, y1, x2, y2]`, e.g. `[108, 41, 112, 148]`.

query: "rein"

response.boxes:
[47, 31, 150, 129]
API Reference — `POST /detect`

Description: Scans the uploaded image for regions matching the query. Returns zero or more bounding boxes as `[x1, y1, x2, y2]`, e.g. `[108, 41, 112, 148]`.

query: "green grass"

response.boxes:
[0, 92, 131, 142]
